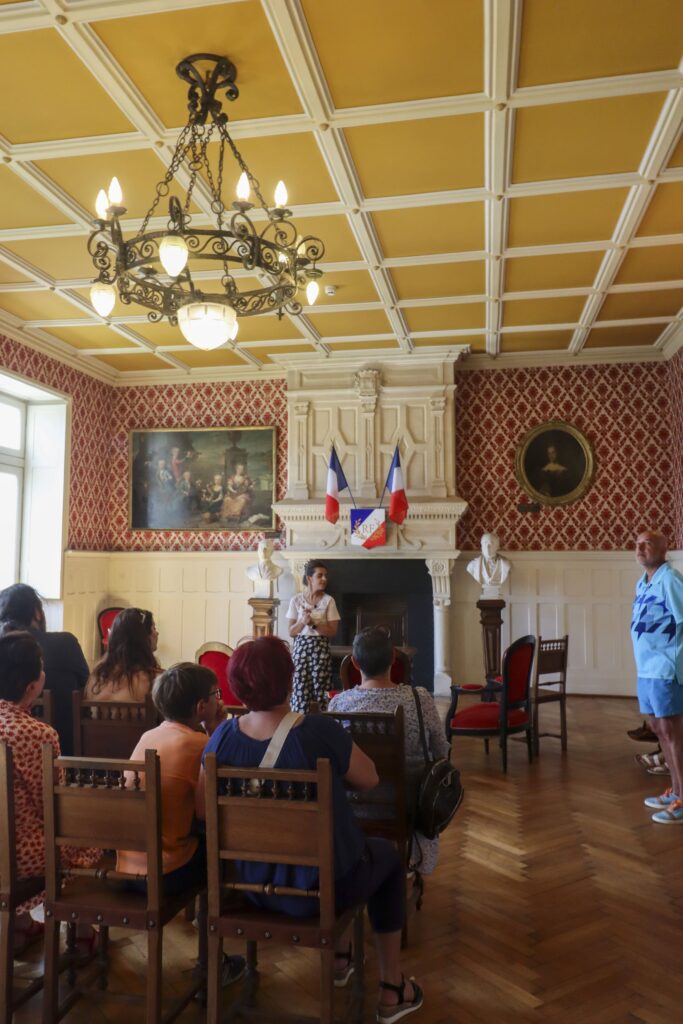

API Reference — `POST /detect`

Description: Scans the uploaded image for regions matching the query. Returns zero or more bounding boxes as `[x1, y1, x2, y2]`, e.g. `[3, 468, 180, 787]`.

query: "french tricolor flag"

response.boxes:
[325, 446, 349, 524]
[384, 445, 409, 524]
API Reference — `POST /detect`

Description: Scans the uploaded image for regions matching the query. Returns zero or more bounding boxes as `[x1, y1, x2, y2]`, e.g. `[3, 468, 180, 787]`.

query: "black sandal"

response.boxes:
[376, 974, 424, 1023]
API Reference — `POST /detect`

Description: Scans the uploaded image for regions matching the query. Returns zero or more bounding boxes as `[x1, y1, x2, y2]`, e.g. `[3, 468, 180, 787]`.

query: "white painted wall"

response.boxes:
[62, 549, 683, 694]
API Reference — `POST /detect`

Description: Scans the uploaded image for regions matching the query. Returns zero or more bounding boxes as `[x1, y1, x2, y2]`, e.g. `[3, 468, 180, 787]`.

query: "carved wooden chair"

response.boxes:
[0, 742, 46, 1023]
[41, 746, 206, 1024]
[196, 641, 242, 706]
[96, 607, 124, 655]
[204, 754, 364, 1024]
[72, 691, 158, 759]
[32, 689, 53, 727]
[533, 636, 569, 755]
[446, 635, 536, 772]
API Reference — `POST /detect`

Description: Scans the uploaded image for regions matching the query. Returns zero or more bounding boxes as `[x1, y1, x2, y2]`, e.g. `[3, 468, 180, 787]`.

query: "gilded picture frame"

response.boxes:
[514, 421, 595, 507]
[129, 426, 276, 531]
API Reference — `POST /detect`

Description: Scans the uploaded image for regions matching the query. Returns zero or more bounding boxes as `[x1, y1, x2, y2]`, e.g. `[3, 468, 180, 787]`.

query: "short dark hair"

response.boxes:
[302, 559, 328, 586]
[152, 662, 216, 722]
[0, 629, 43, 702]
[0, 584, 43, 629]
[228, 636, 293, 711]
[352, 626, 393, 678]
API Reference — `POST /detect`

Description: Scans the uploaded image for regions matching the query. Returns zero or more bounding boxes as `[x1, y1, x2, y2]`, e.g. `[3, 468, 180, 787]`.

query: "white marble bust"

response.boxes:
[246, 539, 283, 597]
[466, 532, 511, 598]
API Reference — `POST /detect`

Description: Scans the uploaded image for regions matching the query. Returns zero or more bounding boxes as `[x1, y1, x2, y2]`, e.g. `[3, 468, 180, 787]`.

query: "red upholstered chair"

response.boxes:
[195, 641, 241, 706]
[96, 607, 124, 655]
[339, 648, 411, 690]
[445, 635, 536, 772]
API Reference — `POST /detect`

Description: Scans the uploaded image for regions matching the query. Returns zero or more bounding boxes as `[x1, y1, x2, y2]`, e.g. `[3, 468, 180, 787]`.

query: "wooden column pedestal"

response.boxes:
[476, 598, 505, 678]
[248, 597, 280, 638]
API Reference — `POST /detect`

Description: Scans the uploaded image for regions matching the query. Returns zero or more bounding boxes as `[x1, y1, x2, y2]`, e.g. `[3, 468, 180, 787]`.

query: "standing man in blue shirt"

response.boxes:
[630, 531, 683, 824]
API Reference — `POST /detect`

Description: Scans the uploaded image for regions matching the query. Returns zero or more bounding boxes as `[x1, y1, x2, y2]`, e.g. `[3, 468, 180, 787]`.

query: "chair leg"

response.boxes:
[319, 947, 335, 1024]
[352, 911, 365, 1024]
[501, 735, 508, 773]
[97, 926, 110, 991]
[484, 738, 489, 755]
[0, 909, 13, 1024]
[533, 699, 540, 757]
[245, 940, 259, 1006]
[206, 931, 223, 1024]
[560, 695, 568, 752]
[146, 927, 163, 1024]
[526, 728, 533, 763]
[42, 913, 60, 1024]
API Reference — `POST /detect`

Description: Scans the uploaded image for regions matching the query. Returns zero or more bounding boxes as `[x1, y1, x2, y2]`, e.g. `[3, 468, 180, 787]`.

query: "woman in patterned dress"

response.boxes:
[286, 560, 340, 713]
[85, 607, 161, 702]
[0, 628, 100, 948]
[329, 626, 451, 875]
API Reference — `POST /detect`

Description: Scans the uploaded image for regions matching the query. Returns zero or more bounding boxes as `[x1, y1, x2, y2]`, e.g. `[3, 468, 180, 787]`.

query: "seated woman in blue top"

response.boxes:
[200, 635, 424, 1024]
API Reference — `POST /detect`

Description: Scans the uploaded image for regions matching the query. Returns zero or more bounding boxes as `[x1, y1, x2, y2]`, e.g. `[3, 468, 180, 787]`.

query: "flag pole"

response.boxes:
[378, 442, 398, 509]
[331, 443, 357, 509]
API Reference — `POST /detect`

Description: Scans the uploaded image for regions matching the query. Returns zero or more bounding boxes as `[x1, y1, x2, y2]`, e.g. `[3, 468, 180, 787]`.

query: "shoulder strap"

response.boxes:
[410, 686, 430, 765]
[259, 711, 302, 770]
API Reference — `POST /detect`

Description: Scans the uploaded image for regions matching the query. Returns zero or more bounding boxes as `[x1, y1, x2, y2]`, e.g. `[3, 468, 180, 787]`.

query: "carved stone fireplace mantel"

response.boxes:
[274, 354, 468, 695]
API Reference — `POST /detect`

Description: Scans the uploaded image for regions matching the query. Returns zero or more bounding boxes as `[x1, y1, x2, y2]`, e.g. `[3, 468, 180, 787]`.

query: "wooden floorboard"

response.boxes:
[12, 696, 683, 1023]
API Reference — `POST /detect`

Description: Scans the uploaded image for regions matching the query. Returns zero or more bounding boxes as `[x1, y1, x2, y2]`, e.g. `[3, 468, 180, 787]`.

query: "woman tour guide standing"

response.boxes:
[287, 560, 340, 713]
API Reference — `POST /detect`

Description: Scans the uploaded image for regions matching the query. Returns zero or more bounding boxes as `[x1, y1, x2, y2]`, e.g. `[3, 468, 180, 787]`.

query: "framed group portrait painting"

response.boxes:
[514, 421, 595, 507]
[129, 426, 276, 531]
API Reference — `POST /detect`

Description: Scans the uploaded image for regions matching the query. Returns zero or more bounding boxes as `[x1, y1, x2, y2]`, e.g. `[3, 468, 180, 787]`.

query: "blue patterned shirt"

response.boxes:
[631, 563, 683, 684]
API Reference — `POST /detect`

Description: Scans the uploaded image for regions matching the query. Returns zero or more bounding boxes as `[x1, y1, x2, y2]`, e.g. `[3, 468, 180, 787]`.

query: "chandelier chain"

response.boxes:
[218, 123, 270, 213]
[139, 122, 194, 236]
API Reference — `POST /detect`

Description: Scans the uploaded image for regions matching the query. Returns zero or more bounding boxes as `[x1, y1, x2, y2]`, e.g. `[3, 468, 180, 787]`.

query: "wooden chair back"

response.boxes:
[324, 706, 409, 845]
[72, 691, 158, 759]
[32, 688, 53, 727]
[535, 636, 569, 689]
[96, 607, 124, 655]
[1, 743, 47, 1020]
[196, 641, 242, 706]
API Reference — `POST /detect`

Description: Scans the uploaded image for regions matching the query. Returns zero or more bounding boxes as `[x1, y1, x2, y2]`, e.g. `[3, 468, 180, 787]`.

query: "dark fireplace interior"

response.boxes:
[326, 559, 434, 691]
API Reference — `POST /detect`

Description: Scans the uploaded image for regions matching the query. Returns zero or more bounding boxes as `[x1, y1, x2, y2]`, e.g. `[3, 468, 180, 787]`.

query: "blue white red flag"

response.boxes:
[350, 508, 386, 549]
[325, 446, 349, 524]
[384, 445, 409, 524]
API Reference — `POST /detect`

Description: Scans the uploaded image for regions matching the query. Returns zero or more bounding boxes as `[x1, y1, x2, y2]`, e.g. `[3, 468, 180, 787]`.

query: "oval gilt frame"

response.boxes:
[514, 420, 595, 507]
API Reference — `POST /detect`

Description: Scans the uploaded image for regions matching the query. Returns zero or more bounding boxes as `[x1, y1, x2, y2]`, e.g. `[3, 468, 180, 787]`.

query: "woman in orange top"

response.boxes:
[85, 608, 161, 702]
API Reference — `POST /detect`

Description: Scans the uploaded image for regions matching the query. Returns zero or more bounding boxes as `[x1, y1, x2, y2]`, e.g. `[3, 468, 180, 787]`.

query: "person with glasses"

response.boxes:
[118, 663, 246, 988]
[85, 607, 161, 702]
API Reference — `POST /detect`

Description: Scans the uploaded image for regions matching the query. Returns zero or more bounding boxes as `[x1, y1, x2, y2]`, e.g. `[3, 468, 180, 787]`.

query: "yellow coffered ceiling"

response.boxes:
[0, 0, 681, 380]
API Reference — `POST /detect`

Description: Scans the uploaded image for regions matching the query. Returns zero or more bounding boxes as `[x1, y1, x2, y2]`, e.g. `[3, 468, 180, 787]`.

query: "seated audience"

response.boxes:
[200, 636, 424, 1022]
[85, 608, 160, 702]
[118, 662, 245, 985]
[0, 627, 100, 950]
[329, 627, 451, 876]
[0, 583, 89, 755]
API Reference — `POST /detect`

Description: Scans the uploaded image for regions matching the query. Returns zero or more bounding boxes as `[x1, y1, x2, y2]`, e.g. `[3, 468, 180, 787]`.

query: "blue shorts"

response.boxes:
[637, 677, 683, 718]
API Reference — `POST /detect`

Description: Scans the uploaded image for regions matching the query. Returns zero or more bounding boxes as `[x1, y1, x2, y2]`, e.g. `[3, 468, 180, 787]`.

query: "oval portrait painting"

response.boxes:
[515, 421, 595, 507]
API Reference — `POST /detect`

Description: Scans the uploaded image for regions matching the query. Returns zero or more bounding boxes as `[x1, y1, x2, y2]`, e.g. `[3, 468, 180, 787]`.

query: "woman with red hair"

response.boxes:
[200, 636, 424, 1023]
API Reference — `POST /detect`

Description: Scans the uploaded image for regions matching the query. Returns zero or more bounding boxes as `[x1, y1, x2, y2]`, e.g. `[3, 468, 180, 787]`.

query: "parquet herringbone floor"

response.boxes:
[12, 697, 683, 1024]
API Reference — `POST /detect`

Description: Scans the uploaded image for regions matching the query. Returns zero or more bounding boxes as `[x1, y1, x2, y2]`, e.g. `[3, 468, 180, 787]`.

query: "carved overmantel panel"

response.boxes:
[281, 354, 466, 511]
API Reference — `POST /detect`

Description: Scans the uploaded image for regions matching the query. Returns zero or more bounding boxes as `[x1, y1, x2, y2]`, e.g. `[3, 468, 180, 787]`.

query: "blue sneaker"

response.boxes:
[643, 788, 678, 809]
[652, 799, 683, 824]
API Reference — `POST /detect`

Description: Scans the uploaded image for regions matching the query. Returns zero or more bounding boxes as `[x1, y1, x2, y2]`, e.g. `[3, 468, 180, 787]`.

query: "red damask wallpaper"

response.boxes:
[455, 361, 675, 551]
[108, 378, 287, 551]
[0, 335, 113, 550]
[669, 348, 683, 550]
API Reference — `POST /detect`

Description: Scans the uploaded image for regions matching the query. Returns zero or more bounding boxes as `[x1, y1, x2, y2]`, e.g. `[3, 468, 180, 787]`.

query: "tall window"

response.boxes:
[0, 395, 25, 590]
[0, 376, 68, 598]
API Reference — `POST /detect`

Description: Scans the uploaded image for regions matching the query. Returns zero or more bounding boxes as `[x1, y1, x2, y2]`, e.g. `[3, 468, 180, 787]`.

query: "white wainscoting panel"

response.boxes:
[451, 551, 683, 697]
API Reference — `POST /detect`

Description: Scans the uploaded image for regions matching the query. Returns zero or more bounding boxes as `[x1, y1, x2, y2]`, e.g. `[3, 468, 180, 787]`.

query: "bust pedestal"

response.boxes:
[476, 598, 505, 679]
[248, 597, 280, 638]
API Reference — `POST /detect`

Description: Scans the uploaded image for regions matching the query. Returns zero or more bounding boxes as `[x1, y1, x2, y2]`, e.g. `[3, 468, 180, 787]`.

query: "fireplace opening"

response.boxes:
[326, 559, 434, 691]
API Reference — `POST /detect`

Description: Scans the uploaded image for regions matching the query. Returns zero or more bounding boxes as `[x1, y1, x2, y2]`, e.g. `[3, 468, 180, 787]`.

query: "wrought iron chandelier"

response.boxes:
[88, 53, 325, 351]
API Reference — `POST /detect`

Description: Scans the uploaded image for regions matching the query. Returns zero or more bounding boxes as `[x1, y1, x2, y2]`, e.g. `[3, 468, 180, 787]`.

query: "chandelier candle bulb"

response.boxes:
[95, 189, 109, 220]
[159, 236, 189, 277]
[274, 180, 288, 207]
[236, 172, 250, 201]
[90, 282, 116, 317]
[107, 176, 123, 205]
[306, 279, 319, 305]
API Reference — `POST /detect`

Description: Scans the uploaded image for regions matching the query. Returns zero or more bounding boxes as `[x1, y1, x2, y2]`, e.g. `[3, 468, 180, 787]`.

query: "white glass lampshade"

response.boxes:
[159, 236, 189, 277]
[95, 189, 109, 219]
[274, 180, 288, 207]
[230, 318, 239, 341]
[90, 282, 116, 317]
[306, 279, 319, 305]
[177, 302, 236, 350]
[236, 172, 250, 201]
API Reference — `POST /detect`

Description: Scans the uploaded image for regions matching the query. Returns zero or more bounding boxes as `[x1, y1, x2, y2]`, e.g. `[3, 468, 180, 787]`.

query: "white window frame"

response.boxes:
[0, 394, 27, 590]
